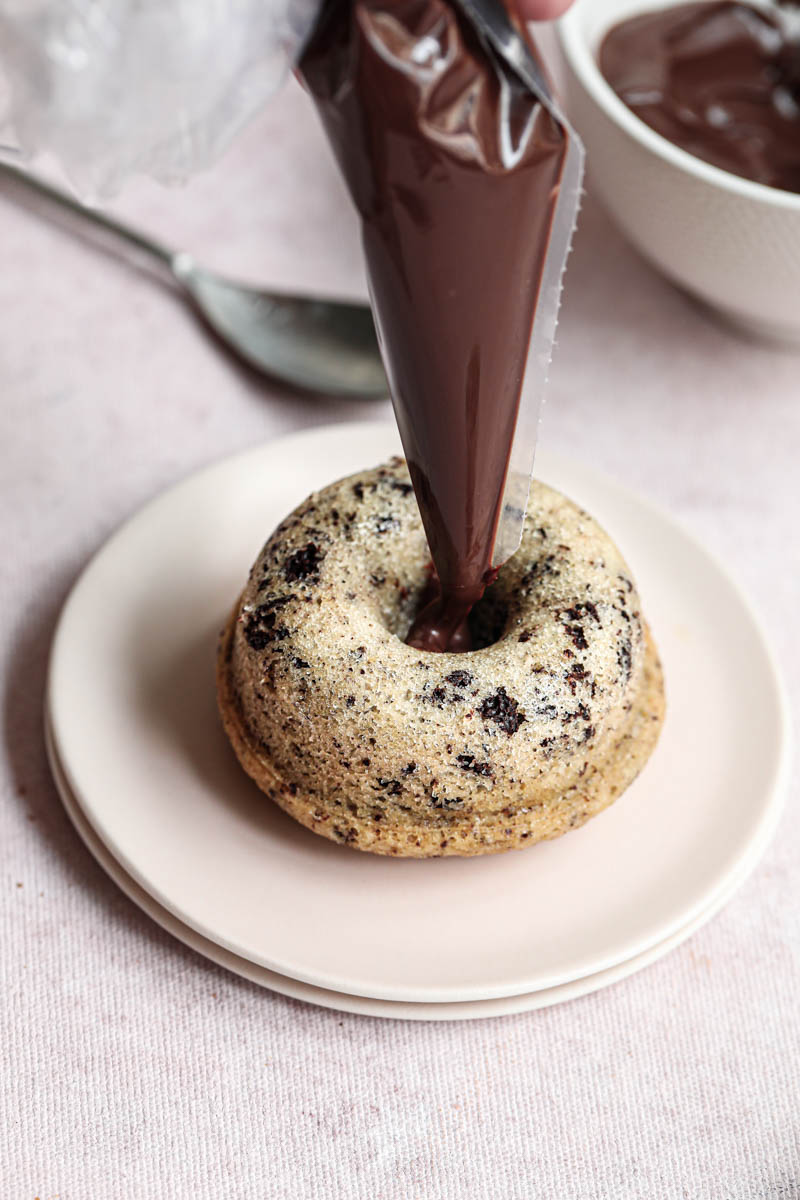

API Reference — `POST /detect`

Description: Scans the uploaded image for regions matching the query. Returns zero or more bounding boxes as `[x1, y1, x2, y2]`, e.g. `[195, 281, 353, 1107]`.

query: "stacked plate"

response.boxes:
[45, 423, 790, 1020]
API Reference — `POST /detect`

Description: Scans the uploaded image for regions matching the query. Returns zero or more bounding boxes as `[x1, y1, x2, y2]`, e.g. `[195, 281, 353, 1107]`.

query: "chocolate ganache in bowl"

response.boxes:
[559, 0, 800, 341]
[600, 1, 800, 194]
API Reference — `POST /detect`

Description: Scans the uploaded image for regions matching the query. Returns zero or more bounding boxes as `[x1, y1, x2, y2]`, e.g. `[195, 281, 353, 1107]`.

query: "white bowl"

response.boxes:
[557, 0, 800, 343]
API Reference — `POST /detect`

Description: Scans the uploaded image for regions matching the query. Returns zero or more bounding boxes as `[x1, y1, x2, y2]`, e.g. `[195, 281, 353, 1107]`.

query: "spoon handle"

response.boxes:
[0, 160, 177, 277]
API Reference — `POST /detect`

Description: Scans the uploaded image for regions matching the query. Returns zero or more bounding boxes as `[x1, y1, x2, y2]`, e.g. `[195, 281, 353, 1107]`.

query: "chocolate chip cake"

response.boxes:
[217, 458, 665, 857]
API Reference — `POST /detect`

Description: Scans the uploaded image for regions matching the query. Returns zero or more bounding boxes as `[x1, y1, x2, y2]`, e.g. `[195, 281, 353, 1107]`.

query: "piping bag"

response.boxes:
[299, 0, 584, 651]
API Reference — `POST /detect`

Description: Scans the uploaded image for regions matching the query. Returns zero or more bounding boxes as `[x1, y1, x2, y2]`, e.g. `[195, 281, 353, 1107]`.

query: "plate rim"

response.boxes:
[45, 713, 760, 1021]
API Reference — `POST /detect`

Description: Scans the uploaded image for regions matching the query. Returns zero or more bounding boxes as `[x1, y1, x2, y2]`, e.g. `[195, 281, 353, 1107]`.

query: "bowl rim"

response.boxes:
[556, 0, 800, 212]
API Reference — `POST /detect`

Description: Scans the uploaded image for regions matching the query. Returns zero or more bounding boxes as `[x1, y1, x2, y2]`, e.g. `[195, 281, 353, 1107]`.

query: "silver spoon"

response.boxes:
[0, 160, 387, 399]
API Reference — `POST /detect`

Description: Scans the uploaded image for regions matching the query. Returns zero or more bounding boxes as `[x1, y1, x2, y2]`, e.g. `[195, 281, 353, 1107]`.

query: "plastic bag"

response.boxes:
[0, 0, 322, 197]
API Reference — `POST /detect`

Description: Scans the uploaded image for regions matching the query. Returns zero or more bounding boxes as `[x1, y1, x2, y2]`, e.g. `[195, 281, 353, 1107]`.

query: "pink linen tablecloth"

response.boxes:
[1, 71, 798, 1199]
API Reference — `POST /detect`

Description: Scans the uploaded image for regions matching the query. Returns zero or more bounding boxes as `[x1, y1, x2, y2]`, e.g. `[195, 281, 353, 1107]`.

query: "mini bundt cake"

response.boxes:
[217, 457, 664, 857]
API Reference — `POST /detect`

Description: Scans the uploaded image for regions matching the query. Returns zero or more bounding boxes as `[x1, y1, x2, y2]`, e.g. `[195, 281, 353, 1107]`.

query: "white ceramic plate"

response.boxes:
[46, 422, 790, 1003]
[45, 715, 759, 1021]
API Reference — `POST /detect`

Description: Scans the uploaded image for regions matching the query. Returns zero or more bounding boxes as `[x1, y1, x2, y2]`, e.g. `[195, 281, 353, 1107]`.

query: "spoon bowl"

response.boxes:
[172, 255, 386, 396]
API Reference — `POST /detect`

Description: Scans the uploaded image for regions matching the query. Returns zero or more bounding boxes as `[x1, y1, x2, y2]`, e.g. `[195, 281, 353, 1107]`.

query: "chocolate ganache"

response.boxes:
[600, 1, 800, 194]
[299, 1, 568, 651]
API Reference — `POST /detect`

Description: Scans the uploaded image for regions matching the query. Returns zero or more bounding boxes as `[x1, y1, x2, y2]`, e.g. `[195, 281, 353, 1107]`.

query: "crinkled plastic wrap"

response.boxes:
[0, 0, 322, 196]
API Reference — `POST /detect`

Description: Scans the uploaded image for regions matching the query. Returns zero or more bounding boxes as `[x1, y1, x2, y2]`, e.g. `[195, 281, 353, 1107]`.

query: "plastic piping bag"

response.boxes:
[456, 0, 584, 570]
[299, 0, 584, 648]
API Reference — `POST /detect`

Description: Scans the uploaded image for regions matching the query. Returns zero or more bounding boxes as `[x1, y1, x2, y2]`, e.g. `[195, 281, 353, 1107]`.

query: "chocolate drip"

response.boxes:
[600, 1, 800, 194]
[300, 0, 567, 650]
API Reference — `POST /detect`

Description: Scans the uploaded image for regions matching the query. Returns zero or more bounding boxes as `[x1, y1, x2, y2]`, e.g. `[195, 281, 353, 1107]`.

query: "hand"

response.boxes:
[514, 0, 573, 21]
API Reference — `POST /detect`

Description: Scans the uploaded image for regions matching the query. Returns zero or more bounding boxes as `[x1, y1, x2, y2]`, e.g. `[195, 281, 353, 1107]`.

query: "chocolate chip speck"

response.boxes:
[478, 687, 525, 735]
[243, 601, 290, 651]
[524, 553, 557, 585]
[456, 754, 493, 777]
[284, 543, 324, 582]
[564, 624, 588, 651]
[444, 670, 473, 688]
[565, 662, 589, 694]
[617, 637, 633, 681]
[564, 601, 600, 625]
[430, 794, 463, 809]
[376, 778, 403, 796]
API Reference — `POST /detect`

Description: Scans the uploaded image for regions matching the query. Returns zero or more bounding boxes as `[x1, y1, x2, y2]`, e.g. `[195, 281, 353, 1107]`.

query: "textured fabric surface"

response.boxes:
[1, 69, 798, 1200]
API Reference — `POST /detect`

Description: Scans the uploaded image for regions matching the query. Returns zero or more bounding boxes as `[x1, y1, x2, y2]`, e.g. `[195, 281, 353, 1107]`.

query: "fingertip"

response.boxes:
[516, 0, 573, 21]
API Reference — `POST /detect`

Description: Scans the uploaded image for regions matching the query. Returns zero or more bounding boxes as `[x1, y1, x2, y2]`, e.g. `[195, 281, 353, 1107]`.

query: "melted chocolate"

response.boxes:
[300, 0, 567, 650]
[600, 1, 800, 194]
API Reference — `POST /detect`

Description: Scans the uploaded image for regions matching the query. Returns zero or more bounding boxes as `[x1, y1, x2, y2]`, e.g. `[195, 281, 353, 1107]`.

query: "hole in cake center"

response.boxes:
[466, 581, 509, 651]
[392, 572, 508, 652]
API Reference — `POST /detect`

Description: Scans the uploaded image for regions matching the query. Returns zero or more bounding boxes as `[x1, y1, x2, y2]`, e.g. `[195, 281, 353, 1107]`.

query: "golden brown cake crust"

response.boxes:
[216, 458, 665, 858]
